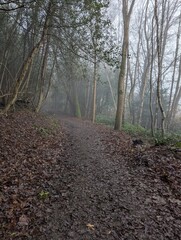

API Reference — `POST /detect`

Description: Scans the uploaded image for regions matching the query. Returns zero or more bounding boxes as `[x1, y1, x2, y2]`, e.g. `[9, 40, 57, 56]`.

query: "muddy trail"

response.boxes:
[47, 117, 181, 240]
[1, 112, 181, 239]
[49, 118, 140, 240]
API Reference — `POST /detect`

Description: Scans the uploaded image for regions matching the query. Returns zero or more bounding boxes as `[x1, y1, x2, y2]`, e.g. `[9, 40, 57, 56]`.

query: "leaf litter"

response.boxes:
[0, 112, 181, 239]
[0, 111, 65, 239]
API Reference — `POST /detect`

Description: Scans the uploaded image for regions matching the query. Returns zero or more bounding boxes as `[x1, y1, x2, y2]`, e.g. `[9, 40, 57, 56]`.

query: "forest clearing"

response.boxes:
[0, 111, 181, 239]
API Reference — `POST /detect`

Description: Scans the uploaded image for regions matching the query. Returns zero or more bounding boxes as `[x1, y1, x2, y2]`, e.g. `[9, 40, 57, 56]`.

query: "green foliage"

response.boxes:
[123, 123, 148, 136]
[154, 133, 181, 146]
[96, 116, 181, 147]
[38, 190, 49, 200]
[96, 115, 114, 126]
[175, 141, 181, 148]
[96, 117, 148, 136]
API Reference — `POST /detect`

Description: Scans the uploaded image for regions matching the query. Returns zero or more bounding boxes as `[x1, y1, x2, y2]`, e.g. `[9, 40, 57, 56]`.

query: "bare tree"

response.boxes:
[154, 0, 166, 137]
[3, 0, 52, 113]
[92, 39, 98, 123]
[169, 55, 181, 123]
[114, 0, 136, 130]
[166, 12, 181, 128]
[128, 6, 144, 124]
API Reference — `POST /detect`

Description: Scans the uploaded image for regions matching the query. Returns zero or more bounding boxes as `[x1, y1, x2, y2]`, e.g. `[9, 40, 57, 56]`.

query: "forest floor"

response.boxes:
[1, 111, 181, 240]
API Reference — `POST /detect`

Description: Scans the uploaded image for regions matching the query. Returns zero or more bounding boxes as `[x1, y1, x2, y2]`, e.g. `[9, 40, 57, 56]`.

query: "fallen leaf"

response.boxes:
[86, 223, 95, 231]
[18, 214, 29, 226]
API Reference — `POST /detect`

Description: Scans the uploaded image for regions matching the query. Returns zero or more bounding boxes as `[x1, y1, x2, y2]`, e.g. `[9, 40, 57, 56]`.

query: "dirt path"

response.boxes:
[46, 117, 181, 240]
[1, 112, 180, 239]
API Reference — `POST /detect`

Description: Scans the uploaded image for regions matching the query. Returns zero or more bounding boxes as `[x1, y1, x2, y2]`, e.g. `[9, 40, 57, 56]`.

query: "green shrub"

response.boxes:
[96, 116, 181, 147]
[175, 141, 181, 148]
[123, 122, 148, 137]
[96, 115, 115, 126]
[154, 132, 180, 146]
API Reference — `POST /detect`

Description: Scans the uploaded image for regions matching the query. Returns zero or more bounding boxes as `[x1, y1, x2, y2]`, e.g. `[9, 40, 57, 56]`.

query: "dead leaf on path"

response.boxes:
[18, 214, 29, 226]
[86, 223, 95, 230]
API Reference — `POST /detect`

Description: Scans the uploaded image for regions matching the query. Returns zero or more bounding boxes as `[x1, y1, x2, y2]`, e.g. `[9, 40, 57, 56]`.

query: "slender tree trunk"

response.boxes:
[20, 57, 33, 97]
[85, 79, 90, 118]
[35, 37, 50, 112]
[127, 55, 134, 122]
[3, 45, 40, 113]
[172, 87, 181, 120]
[154, 0, 166, 137]
[114, 0, 135, 130]
[104, 65, 116, 111]
[0, 50, 10, 90]
[92, 57, 97, 123]
[43, 56, 56, 102]
[149, 17, 155, 137]
[129, 5, 146, 125]
[74, 92, 82, 118]
[128, 30, 141, 124]
[137, 62, 150, 125]
[167, 14, 181, 128]
[114, 41, 127, 130]
[169, 55, 181, 123]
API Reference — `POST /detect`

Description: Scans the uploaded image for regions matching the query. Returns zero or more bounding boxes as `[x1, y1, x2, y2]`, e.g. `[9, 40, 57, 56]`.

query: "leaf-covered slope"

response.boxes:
[0, 111, 65, 239]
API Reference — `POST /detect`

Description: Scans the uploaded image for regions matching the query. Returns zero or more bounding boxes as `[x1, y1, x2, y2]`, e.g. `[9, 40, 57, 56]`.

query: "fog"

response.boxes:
[0, 0, 180, 134]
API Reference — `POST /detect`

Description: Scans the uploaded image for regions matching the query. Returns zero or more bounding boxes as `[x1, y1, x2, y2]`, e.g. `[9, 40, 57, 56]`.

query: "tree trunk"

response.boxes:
[104, 65, 116, 111]
[149, 17, 155, 137]
[154, 0, 166, 137]
[137, 62, 150, 125]
[166, 14, 181, 128]
[35, 37, 50, 112]
[169, 55, 181, 123]
[92, 58, 97, 123]
[3, 45, 40, 113]
[114, 0, 135, 130]
[85, 79, 91, 118]
[3, 0, 52, 113]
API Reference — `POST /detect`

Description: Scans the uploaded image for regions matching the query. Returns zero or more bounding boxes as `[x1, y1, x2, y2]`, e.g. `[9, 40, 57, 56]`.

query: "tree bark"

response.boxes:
[166, 13, 181, 128]
[114, 0, 135, 130]
[169, 55, 181, 123]
[35, 36, 50, 112]
[154, 0, 166, 137]
[92, 58, 97, 123]
[149, 17, 155, 137]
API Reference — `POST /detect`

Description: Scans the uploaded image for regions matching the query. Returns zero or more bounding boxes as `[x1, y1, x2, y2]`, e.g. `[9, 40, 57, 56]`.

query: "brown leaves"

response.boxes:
[0, 111, 65, 239]
[1, 112, 181, 239]
[101, 129, 132, 157]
